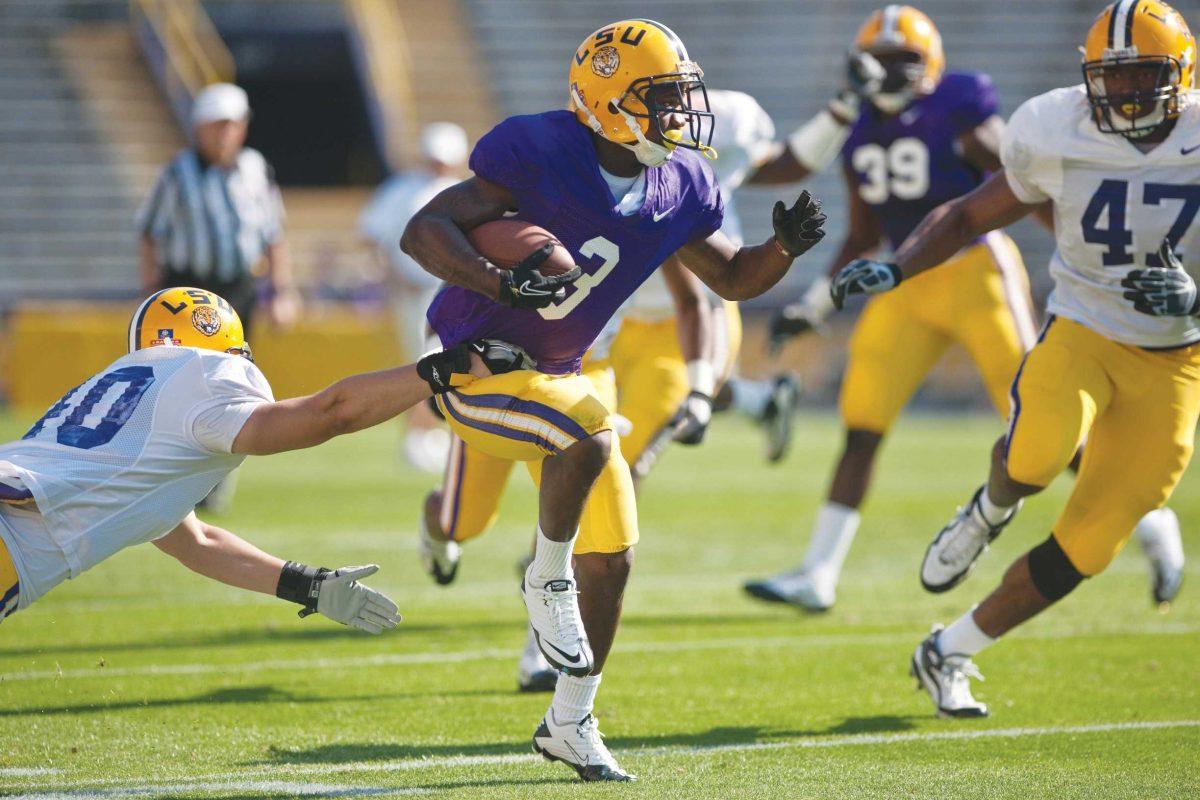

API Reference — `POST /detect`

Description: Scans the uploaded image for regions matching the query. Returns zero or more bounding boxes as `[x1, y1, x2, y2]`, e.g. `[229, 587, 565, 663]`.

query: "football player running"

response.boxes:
[744, 5, 1048, 612]
[0, 287, 501, 633]
[401, 20, 825, 781]
[830, 0, 1199, 717]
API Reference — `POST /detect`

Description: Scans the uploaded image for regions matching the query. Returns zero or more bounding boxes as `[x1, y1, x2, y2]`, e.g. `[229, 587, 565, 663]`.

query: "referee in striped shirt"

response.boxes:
[138, 83, 298, 334]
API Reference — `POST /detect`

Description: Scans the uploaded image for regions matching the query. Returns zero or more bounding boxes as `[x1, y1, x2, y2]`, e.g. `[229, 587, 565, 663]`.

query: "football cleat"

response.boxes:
[522, 573, 594, 677]
[921, 487, 1021, 593]
[418, 515, 460, 586]
[1135, 507, 1185, 606]
[518, 625, 559, 693]
[533, 713, 635, 782]
[911, 625, 989, 719]
[743, 567, 835, 612]
[761, 374, 800, 463]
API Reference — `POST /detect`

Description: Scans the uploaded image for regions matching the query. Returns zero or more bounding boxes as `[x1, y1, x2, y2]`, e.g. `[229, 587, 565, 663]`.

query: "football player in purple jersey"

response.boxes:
[401, 19, 825, 782]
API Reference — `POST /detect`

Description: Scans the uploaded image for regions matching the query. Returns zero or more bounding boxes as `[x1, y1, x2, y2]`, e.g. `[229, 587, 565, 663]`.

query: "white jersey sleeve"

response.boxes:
[187, 354, 274, 453]
[707, 90, 777, 193]
[1000, 91, 1068, 204]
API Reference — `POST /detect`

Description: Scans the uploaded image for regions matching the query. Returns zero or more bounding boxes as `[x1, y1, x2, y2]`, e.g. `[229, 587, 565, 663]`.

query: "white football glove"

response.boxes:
[769, 276, 835, 351]
[672, 391, 715, 446]
[315, 565, 402, 634]
[830, 259, 902, 309]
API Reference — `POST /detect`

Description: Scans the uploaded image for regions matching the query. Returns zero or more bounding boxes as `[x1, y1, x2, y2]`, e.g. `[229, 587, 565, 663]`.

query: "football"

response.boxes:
[466, 219, 576, 275]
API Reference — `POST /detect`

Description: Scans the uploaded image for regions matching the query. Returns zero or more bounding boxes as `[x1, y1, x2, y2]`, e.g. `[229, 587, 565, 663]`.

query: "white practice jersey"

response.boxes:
[0, 346, 272, 605]
[1001, 86, 1200, 348]
[624, 90, 777, 323]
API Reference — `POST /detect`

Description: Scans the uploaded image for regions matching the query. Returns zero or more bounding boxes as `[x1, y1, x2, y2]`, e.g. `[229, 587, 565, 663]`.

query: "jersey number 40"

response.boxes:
[24, 366, 155, 450]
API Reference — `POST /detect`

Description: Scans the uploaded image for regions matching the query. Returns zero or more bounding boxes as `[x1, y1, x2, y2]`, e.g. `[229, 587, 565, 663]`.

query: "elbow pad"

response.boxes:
[787, 110, 852, 173]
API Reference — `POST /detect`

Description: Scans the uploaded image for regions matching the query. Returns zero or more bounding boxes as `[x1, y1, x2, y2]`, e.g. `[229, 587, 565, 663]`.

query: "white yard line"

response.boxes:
[3, 623, 1197, 684]
[0, 767, 62, 777]
[15, 719, 1199, 793]
[6, 780, 429, 799]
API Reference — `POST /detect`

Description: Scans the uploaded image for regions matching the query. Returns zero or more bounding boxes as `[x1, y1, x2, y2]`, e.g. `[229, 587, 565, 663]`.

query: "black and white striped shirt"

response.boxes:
[137, 148, 285, 284]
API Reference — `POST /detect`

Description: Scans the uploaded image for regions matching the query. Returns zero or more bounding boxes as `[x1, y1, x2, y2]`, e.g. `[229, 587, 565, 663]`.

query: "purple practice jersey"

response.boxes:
[427, 110, 724, 374]
[843, 72, 999, 250]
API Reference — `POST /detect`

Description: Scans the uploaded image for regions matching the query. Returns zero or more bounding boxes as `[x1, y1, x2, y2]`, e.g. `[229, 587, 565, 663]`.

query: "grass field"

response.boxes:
[0, 411, 1197, 799]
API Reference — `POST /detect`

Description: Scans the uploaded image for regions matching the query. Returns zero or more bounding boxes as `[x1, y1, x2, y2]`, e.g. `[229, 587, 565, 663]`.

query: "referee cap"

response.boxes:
[192, 83, 250, 126]
[420, 122, 468, 166]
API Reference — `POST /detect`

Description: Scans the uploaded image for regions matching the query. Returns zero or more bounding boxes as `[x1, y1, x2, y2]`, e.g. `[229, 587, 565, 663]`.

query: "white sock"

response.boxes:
[551, 672, 602, 724]
[977, 485, 1015, 526]
[528, 525, 576, 586]
[800, 502, 861, 584]
[729, 378, 773, 419]
[937, 608, 996, 658]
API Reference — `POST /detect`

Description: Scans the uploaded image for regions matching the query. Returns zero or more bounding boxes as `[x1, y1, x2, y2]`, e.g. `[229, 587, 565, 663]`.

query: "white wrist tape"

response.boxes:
[801, 275, 836, 317]
[787, 110, 852, 172]
[686, 359, 716, 397]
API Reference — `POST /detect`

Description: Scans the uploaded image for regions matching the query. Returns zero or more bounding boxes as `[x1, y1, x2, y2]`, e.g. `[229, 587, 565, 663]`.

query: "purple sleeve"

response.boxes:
[468, 118, 540, 192]
[947, 72, 1000, 136]
[690, 171, 725, 242]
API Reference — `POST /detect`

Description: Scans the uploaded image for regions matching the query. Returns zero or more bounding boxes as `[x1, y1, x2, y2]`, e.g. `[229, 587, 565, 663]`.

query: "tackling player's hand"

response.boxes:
[769, 276, 835, 351]
[671, 390, 714, 446]
[772, 191, 827, 259]
[829, 258, 902, 310]
[276, 561, 401, 634]
[417, 339, 534, 394]
[1121, 240, 1199, 317]
[497, 244, 583, 309]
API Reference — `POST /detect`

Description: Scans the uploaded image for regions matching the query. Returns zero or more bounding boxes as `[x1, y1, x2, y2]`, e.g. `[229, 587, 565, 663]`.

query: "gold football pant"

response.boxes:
[1005, 316, 1200, 575]
[840, 233, 1036, 432]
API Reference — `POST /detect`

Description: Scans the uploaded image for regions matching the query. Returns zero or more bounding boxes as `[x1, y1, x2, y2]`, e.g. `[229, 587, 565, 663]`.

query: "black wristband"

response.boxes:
[276, 561, 330, 617]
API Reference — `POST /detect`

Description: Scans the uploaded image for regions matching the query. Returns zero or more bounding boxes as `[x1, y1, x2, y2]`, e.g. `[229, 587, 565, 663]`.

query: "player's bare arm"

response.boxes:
[831, 171, 1040, 308]
[154, 512, 401, 634]
[663, 256, 717, 444]
[957, 117, 1055, 231]
[401, 177, 580, 309]
[678, 191, 827, 301]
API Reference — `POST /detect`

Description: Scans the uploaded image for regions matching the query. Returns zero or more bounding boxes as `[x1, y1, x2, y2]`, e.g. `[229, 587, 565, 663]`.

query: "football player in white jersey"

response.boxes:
[0, 287, 503, 630]
[830, 0, 1199, 717]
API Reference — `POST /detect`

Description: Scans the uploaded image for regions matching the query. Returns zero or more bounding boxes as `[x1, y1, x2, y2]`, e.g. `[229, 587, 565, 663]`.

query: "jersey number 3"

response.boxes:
[538, 236, 619, 320]
[23, 366, 155, 449]
[1081, 180, 1200, 267]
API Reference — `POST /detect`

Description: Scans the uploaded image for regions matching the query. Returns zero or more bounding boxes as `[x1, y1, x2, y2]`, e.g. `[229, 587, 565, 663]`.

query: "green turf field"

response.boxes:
[0, 411, 1196, 799]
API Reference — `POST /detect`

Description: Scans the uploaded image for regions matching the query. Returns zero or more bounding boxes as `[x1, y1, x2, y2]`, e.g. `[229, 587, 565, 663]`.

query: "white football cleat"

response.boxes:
[743, 567, 835, 612]
[921, 487, 1021, 593]
[522, 572, 593, 677]
[910, 625, 989, 718]
[418, 515, 460, 586]
[1136, 507, 1185, 606]
[533, 712, 634, 782]
[518, 625, 559, 693]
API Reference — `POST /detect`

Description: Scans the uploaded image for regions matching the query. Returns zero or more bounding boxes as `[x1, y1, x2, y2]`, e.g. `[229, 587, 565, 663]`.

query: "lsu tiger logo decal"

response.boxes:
[591, 45, 620, 78]
[191, 306, 222, 337]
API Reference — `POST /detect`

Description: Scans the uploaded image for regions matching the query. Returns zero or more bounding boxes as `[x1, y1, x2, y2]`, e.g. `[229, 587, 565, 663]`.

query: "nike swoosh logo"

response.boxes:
[652, 207, 674, 222]
[542, 639, 582, 664]
[1182, 144, 1200, 156]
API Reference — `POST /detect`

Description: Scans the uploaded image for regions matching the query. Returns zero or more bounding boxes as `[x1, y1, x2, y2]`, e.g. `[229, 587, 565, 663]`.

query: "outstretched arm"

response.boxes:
[155, 513, 401, 634]
[677, 191, 827, 301]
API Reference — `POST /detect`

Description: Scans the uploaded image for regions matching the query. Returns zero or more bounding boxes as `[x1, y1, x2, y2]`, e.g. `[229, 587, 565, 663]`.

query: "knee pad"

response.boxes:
[1027, 534, 1085, 601]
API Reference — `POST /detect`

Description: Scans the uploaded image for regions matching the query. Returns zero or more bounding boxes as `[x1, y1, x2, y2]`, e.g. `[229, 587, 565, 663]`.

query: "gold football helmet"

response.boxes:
[568, 19, 714, 166]
[127, 287, 252, 361]
[853, 5, 945, 114]
[1082, 0, 1195, 137]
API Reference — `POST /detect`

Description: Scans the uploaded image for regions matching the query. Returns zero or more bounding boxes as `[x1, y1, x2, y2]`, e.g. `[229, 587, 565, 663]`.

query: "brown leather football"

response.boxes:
[466, 219, 575, 275]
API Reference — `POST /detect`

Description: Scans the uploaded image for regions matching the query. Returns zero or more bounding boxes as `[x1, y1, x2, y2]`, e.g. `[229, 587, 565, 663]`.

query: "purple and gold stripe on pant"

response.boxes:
[0, 535, 20, 622]
[440, 391, 591, 455]
[1004, 315, 1057, 462]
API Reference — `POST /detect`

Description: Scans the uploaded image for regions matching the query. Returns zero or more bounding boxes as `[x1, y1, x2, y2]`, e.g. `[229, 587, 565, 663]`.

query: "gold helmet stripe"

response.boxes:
[882, 4, 903, 42]
[127, 288, 170, 352]
[1110, 0, 1140, 50]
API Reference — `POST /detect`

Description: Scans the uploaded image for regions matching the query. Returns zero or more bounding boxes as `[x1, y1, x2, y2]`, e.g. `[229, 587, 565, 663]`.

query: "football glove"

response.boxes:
[671, 390, 714, 446]
[1121, 240, 1199, 317]
[417, 339, 534, 394]
[276, 562, 401, 634]
[497, 244, 582, 309]
[830, 258, 902, 310]
[769, 276, 835, 351]
[829, 50, 886, 121]
[772, 191, 827, 258]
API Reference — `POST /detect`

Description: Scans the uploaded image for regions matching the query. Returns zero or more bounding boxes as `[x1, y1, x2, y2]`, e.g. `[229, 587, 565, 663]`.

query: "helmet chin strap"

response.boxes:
[616, 105, 675, 167]
[871, 91, 913, 114]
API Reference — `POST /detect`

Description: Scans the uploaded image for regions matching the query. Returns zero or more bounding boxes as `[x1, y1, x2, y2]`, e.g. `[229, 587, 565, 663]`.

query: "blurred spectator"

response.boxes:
[137, 83, 300, 336]
[137, 83, 300, 512]
[359, 122, 468, 472]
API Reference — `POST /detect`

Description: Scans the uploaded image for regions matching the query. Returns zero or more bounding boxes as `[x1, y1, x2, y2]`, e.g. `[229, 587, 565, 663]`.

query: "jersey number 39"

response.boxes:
[852, 138, 931, 203]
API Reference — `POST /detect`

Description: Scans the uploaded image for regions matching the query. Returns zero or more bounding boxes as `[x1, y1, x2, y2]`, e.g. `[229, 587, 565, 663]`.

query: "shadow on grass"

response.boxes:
[262, 714, 922, 766]
[0, 684, 511, 718]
